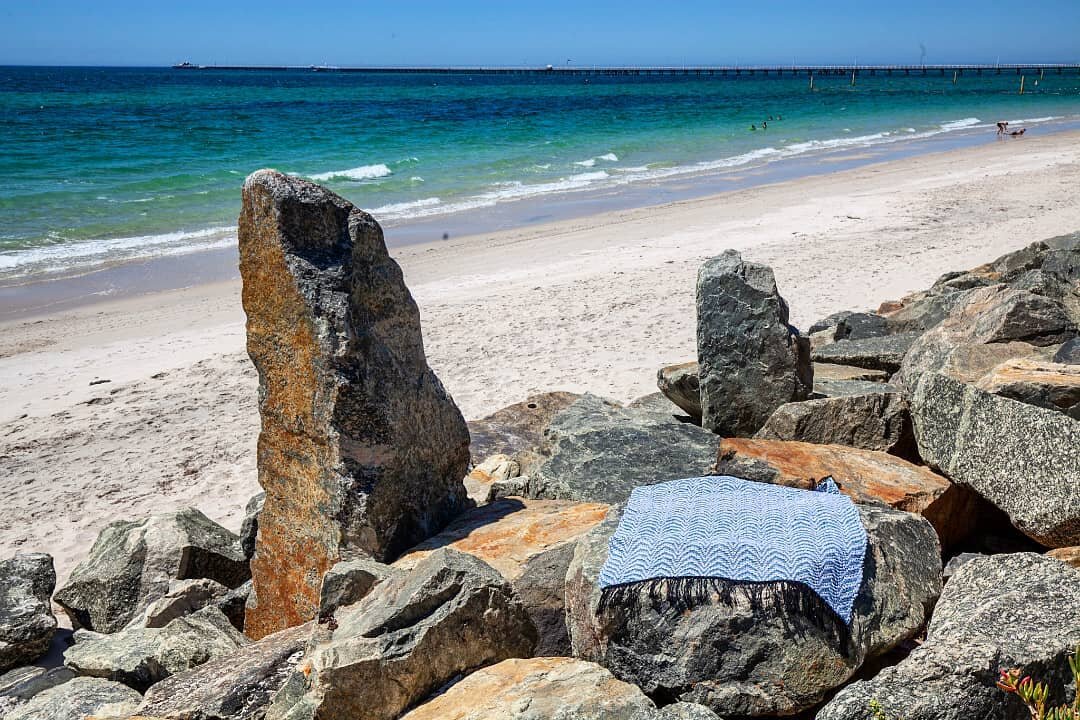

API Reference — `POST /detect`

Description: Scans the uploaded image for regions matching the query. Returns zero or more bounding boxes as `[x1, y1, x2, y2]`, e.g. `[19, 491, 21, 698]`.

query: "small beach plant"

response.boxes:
[997, 646, 1080, 720]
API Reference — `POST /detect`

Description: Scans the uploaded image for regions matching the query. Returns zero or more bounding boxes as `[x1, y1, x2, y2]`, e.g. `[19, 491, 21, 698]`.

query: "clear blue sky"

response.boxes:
[2, 0, 1078, 67]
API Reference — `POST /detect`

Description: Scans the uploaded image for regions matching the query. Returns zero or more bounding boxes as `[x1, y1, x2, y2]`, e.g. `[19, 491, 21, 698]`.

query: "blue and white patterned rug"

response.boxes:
[598, 475, 868, 624]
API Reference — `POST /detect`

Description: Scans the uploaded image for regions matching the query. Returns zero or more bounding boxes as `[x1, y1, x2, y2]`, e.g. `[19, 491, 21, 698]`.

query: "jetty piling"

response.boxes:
[171, 62, 1080, 77]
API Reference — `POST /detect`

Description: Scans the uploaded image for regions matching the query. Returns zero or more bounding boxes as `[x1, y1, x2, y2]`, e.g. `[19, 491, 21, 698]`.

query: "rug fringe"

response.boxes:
[598, 576, 850, 639]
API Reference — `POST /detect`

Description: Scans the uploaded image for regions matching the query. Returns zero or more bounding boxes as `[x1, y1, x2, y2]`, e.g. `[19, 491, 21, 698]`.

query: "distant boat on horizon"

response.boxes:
[172, 61, 198, 69]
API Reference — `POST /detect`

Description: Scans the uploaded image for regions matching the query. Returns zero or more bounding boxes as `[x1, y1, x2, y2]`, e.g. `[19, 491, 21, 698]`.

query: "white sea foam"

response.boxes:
[939, 117, 982, 131]
[1004, 115, 1064, 124]
[308, 163, 392, 182]
[370, 197, 442, 217]
[0, 226, 236, 278]
[574, 153, 619, 167]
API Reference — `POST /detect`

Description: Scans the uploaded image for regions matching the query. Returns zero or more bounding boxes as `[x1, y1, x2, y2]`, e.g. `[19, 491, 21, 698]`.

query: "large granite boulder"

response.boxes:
[565, 503, 942, 717]
[0, 666, 75, 717]
[897, 285, 1075, 388]
[910, 372, 1080, 547]
[395, 498, 610, 655]
[134, 623, 309, 720]
[878, 288, 975, 335]
[397, 657, 668, 720]
[467, 392, 581, 468]
[812, 332, 921, 374]
[696, 250, 812, 436]
[754, 390, 914, 455]
[713, 437, 978, 549]
[657, 361, 703, 421]
[0, 553, 56, 672]
[976, 358, 1080, 419]
[239, 170, 471, 640]
[818, 553, 1080, 720]
[54, 508, 248, 633]
[64, 606, 248, 692]
[266, 549, 536, 720]
[5, 676, 141, 720]
[516, 395, 718, 504]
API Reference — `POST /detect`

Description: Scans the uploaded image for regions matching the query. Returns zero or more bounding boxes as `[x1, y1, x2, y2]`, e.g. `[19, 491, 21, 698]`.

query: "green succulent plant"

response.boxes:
[997, 646, 1080, 720]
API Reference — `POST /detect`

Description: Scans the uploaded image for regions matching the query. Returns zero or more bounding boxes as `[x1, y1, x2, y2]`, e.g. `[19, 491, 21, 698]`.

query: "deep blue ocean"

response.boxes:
[2, 66, 1079, 280]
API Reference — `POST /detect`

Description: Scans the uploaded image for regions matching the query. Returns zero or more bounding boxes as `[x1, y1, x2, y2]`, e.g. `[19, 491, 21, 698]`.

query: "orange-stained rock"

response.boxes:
[1048, 547, 1080, 568]
[239, 171, 470, 639]
[395, 498, 609, 655]
[398, 657, 662, 720]
[976, 358, 1080, 418]
[714, 438, 980, 548]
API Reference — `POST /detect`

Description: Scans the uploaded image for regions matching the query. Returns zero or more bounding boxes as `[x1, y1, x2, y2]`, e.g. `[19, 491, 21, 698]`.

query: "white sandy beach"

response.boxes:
[1, 131, 1079, 588]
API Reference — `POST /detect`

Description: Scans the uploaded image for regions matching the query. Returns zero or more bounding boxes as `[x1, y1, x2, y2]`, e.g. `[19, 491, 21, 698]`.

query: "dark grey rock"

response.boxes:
[53, 508, 248, 633]
[814, 379, 900, 398]
[818, 553, 1080, 720]
[627, 392, 696, 423]
[64, 606, 249, 692]
[239, 492, 264, 561]
[657, 361, 703, 421]
[5, 676, 142, 720]
[318, 557, 396, 617]
[521, 395, 718, 504]
[910, 372, 1080, 547]
[810, 311, 890, 342]
[1055, 337, 1080, 364]
[265, 548, 536, 720]
[466, 392, 582, 469]
[755, 391, 913, 454]
[696, 250, 812, 436]
[942, 552, 986, 581]
[882, 288, 975, 335]
[898, 285, 1076, 389]
[239, 170, 471, 639]
[812, 332, 921, 374]
[0, 665, 75, 717]
[659, 702, 726, 719]
[565, 503, 942, 717]
[215, 579, 251, 632]
[140, 578, 231, 629]
[0, 553, 56, 672]
[136, 622, 308, 720]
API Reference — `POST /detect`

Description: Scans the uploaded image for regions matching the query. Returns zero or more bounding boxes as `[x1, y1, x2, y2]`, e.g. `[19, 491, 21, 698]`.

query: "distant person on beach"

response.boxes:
[750, 124, 757, 131]
[762, 120, 768, 129]
[997, 121, 1009, 136]
[1009, 128, 1027, 137]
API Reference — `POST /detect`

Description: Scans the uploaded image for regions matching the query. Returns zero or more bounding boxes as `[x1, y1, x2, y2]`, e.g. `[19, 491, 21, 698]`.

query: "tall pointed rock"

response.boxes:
[239, 170, 471, 639]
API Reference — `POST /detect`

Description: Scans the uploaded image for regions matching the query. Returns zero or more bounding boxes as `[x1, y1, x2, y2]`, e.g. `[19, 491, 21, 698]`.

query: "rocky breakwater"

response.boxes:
[239, 170, 471, 639]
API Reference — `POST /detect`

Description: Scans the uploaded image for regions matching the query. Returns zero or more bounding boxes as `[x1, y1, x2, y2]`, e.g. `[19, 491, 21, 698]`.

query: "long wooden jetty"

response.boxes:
[173, 63, 1080, 76]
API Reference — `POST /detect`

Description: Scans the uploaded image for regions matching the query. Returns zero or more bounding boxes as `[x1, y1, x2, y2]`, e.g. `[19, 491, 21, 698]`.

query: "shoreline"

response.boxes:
[1, 130, 1079, 586]
[4, 119, 1079, 320]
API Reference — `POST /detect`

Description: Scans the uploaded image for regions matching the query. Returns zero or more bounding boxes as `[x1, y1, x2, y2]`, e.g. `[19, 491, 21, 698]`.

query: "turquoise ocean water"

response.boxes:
[2, 66, 1079, 281]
